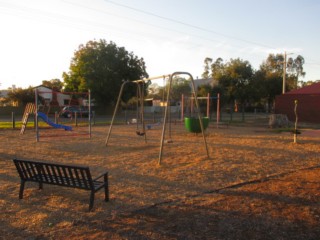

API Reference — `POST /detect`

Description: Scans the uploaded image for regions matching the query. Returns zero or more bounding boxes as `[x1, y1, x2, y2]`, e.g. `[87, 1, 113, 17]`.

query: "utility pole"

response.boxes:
[282, 51, 294, 94]
[282, 52, 287, 94]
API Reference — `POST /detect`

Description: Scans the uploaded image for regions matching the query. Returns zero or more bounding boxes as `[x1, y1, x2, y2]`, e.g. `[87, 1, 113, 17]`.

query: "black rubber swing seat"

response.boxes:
[136, 131, 145, 136]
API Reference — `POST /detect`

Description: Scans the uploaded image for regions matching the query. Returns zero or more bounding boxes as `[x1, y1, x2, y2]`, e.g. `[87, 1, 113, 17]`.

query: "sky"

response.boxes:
[0, 0, 320, 89]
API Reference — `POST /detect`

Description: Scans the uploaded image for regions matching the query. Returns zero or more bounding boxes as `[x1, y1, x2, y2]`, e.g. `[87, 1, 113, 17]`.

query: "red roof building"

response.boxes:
[275, 82, 320, 123]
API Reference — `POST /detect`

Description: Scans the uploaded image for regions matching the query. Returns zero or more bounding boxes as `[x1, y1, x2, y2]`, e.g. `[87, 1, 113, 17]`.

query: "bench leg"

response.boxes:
[89, 191, 95, 211]
[19, 180, 25, 199]
[38, 182, 43, 190]
[104, 173, 109, 202]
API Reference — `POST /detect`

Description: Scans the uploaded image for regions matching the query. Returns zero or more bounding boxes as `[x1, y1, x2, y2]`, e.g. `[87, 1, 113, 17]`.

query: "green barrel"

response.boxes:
[184, 117, 209, 133]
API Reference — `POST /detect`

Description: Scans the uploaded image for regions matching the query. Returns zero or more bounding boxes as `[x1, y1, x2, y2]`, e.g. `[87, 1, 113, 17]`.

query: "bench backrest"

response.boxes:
[13, 159, 93, 190]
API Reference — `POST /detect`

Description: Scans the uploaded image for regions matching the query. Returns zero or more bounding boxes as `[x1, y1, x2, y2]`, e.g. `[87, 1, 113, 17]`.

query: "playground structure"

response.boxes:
[20, 102, 73, 134]
[20, 89, 92, 141]
[181, 93, 220, 132]
[105, 72, 210, 165]
[20, 103, 37, 135]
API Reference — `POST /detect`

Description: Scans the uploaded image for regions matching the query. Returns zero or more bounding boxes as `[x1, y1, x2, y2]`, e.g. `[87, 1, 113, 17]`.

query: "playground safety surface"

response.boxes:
[0, 124, 319, 239]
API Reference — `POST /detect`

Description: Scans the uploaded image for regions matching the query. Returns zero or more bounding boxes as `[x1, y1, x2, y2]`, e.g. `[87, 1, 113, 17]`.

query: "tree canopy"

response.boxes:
[4, 87, 34, 106]
[63, 39, 148, 106]
[208, 58, 254, 106]
[203, 53, 307, 112]
[41, 79, 64, 91]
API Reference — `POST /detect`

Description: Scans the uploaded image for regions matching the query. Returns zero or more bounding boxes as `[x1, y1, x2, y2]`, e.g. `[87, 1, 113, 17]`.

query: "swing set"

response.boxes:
[105, 72, 209, 165]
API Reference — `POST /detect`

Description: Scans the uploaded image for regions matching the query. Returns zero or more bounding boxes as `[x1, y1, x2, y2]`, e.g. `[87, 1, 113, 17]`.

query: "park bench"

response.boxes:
[12, 158, 109, 211]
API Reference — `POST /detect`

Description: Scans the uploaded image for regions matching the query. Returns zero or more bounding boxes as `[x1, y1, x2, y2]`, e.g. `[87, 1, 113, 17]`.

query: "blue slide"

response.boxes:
[37, 112, 72, 131]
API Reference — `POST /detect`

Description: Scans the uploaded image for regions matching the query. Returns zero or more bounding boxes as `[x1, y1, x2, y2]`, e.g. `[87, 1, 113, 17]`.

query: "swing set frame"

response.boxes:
[105, 72, 209, 165]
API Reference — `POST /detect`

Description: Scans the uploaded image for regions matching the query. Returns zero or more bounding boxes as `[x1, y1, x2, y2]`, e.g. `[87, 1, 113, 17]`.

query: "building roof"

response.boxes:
[285, 82, 320, 95]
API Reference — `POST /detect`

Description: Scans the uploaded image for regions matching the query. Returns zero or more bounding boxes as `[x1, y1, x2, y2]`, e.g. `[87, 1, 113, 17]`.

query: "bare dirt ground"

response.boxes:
[0, 123, 319, 239]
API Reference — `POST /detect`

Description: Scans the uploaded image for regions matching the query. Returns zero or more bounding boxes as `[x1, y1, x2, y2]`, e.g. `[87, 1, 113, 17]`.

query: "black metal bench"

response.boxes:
[12, 158, 109, 211]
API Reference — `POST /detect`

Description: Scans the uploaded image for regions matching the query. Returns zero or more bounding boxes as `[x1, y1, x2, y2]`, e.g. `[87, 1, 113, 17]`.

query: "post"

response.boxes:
[207, 93, 210, 118]
[191, 93, 194, 117]
[293, 100, 298, 143]
[35, 88, 39, 142]
[217, 93, 220, 128]
[55, 111, 58, 124]
[181, 94, 184, 121]
[12, 112, 15, 129]
[75, 112, 78, 126]
[88, 89, 92, 138]
[92, 111, 95, 126]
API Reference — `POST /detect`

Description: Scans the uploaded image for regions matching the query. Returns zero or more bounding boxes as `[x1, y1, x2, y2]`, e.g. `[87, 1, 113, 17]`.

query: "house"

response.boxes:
[191, 77, 217, 90]
[274, 82, 320, 123]
[36, 86, 71, 107]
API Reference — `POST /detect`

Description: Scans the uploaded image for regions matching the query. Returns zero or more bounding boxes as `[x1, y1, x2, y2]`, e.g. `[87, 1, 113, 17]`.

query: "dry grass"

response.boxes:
[0, 123, 319, 239]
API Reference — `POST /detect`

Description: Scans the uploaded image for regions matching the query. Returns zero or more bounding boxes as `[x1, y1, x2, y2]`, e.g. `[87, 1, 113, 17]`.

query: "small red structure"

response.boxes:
[275, 82, 320, 123]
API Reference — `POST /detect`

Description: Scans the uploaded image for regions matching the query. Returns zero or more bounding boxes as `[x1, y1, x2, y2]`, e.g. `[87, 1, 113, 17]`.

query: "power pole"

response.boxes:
[282, 52, 287, 94]
[282, 51, 294, 94]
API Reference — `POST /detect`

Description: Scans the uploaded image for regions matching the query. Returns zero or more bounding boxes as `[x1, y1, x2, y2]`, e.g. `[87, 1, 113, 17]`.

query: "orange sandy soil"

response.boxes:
[0, 123, 319, 239]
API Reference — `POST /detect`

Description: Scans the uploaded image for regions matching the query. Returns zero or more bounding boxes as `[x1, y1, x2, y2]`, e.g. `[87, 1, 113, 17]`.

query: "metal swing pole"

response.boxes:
[189, 74, 209, 158]
[158, 72, 210, 165]
[158, 75, 172, 165]
[105, 81, 128, 146]
[136, 81, 147, 142]
[35, 88, 39, 142]
[88, 89, 92, 139]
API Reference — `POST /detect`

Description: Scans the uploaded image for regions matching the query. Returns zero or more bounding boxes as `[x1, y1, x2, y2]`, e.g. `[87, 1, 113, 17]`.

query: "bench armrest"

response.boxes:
[93, 171, 108, 181]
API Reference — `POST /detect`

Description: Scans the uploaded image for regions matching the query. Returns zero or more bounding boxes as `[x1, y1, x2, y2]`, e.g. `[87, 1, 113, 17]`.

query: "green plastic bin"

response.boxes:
[184, 117, 209, 133]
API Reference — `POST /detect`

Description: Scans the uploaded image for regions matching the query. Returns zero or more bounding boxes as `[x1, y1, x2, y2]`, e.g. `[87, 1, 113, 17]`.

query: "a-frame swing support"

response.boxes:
[105, 72, 209, 165]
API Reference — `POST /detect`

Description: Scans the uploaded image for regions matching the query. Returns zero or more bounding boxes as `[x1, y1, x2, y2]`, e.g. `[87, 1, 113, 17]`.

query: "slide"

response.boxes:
[37, 112, 72, 131]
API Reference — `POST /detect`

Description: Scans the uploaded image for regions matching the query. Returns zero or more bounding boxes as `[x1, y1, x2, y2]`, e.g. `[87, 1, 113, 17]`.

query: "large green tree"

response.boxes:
[63, 39, 148, 106]
[258, 54, 284, 95]
[4, 87, 34, 106]
[211, 58, 254, 108]
[287, 55, 306, 89]
[202, 57, 212, 78]
[41, 79, 64, 91]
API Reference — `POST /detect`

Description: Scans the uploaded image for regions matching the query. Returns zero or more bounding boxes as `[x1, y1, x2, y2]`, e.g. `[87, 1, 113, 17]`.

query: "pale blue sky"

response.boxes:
[1, 0, 319, 89]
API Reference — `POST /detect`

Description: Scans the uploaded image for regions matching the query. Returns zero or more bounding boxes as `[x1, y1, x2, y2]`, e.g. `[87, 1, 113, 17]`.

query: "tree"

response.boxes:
[41, 79, 64, 91]
[252, 69, 282, 112]
[148, 77, 191, 104]
[287, 55, 306, 89]
[214, 58, 254, 110]
[260, 54, 284, 74]
[63, 39, 148, 106]
[197, 84, 212, 97]
[4, 87, 35, 106]
[148, 83, 160, 96]
[258, 54, 284, 104]
[202, 57, 212, 78]
[210, 57, 224, 80]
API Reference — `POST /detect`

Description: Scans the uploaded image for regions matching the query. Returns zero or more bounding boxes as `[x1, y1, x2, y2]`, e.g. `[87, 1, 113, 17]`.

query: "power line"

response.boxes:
[102, 0, 320, 69]
[103, 0, 276, 50]
[2, 0, 320, 71]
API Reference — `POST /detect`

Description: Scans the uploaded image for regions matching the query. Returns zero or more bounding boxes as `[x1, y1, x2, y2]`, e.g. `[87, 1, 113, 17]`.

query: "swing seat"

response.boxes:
[136, 131, 145, 136]
[184, 117, 209, 133]
[291, 129, 301, 134]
